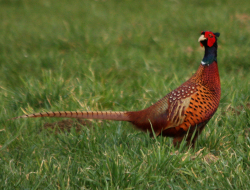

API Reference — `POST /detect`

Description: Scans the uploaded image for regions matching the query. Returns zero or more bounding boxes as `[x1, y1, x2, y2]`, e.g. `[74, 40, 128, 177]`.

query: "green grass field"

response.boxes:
[1, 0, 250, 188]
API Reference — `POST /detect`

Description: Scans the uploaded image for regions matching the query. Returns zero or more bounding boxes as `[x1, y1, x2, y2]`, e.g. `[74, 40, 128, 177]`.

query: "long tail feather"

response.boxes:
[12, 111, 131, 121]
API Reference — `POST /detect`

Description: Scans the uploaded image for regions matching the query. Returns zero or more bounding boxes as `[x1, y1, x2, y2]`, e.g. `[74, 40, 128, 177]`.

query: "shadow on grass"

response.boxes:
[43, 118, 97, 133]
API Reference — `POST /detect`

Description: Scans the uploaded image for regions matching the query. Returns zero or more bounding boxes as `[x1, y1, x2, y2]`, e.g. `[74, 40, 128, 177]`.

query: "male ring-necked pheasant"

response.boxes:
[14, 31, 221, 146]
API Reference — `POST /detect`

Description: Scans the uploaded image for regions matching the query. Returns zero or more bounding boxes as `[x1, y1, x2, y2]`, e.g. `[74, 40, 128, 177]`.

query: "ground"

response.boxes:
[1, 0, 250, 188]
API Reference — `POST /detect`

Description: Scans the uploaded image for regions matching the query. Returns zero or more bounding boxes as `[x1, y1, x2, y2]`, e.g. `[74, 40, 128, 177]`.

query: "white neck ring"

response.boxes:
[201, 61, 206, 65]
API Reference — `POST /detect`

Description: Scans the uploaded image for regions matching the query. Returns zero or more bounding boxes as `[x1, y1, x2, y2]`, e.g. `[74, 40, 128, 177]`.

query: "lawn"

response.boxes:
[1, 0, 250, 188]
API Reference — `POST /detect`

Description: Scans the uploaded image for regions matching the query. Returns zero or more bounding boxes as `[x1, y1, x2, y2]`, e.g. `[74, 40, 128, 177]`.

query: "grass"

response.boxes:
[1, 0, 250, 188]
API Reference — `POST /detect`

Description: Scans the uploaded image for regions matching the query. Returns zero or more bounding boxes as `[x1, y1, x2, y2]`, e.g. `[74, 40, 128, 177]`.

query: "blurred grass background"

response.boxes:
[1, 0, 250, 188]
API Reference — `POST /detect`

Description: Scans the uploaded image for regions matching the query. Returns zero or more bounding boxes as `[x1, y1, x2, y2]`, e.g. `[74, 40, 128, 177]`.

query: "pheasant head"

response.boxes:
[198, 31, 220, 65]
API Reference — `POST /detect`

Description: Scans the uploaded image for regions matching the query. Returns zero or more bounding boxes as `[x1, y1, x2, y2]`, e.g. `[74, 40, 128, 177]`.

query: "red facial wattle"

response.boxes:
[205, 32, 216, 47]
[200, 31, 216, 47]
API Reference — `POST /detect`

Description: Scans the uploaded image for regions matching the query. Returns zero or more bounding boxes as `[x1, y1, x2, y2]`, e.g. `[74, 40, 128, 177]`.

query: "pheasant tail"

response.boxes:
[13, 111, 131, 121]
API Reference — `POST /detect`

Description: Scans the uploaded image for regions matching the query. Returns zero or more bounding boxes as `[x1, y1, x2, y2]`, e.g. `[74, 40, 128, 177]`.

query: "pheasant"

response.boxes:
[14, 31, 221, 146]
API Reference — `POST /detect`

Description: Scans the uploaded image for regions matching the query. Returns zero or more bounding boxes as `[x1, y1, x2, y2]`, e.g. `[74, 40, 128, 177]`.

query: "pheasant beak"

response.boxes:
[198, 34, 207, 42]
